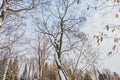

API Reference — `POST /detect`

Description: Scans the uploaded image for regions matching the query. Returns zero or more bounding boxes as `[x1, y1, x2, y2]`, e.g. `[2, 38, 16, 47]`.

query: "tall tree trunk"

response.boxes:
[38, 56, 42, 78]
[3, 59, 10, 80]
[54, 53, 68, 80]
[32, 61, 35, 79]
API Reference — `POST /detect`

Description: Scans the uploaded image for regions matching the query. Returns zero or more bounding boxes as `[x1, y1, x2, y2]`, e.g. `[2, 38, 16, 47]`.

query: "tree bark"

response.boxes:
[3, 59, 10, 80]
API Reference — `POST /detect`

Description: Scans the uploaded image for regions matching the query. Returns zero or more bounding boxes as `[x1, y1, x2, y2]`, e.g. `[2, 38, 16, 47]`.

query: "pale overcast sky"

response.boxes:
[82, 0, 120, 73]
[0, 0, 120, 74]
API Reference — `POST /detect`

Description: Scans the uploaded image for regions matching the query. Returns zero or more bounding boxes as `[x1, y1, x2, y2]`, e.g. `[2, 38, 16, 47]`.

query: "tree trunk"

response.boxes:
[3, 59, 10, 80]
[54, 53, 68, 80]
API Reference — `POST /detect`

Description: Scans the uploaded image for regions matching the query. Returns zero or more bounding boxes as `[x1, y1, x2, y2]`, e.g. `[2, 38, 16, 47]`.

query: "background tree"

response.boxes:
[33, 0, 91, 79]
[26, 33, 51, 79]
[0, 0, 42, 79]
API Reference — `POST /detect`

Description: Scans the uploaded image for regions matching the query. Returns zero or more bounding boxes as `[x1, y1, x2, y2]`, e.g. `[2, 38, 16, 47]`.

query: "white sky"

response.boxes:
[0, 0, 120, 74]
[82, 1, 120, 73]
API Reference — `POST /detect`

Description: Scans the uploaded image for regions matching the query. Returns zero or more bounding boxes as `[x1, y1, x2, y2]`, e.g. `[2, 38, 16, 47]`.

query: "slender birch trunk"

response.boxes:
[3, 59, 10, 80]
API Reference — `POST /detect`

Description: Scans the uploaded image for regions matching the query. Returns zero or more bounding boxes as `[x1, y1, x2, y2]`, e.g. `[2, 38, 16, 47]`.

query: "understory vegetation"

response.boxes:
[0, 58, 120, 80]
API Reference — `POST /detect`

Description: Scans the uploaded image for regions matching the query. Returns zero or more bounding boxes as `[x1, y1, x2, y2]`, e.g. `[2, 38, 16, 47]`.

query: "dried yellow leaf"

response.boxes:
[101, 37, 103, 42]
[114, 38, 118, 43]
[96, 36, 99, 39]
[97, 39, 99, 43]
[112, 29, 115, 32]
[87, 5, 89, 10]
[112, 45, 116, 50]
[117, 0, 120, 3]
[116, 14, 119, 18]
[106, 25, 109, 31]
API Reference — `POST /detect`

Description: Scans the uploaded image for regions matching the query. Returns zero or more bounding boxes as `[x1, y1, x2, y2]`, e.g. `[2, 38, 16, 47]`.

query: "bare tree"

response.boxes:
[64, 38, 99, 80]
[0, 0, 41, 27]
[26, 33, 51, 79]
[0, 20, 25, 80]
[33, 0, 87, 79]
[0, 0, 42, 79]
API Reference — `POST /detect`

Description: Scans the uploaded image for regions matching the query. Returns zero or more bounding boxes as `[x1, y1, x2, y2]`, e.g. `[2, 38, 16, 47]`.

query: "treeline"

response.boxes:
[0, 57, 18, 80]
[0, 57, 120, 80]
